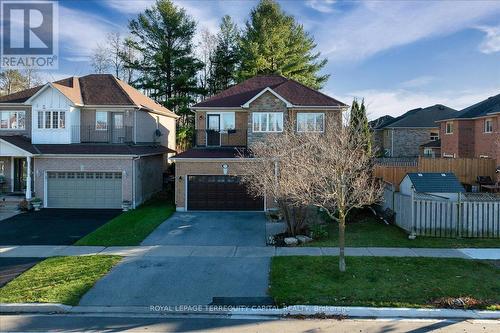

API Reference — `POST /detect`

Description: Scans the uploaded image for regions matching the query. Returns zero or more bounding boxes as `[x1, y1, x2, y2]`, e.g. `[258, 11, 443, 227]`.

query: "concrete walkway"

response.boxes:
[0, 245, 498, 259]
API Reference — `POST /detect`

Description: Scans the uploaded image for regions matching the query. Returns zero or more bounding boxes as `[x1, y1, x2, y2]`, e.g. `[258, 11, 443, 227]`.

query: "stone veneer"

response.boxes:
[380, 128, 440, 157]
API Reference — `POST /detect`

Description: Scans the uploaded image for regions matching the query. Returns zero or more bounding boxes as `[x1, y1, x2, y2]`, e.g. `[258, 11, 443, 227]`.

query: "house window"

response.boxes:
[252, 112, 283, 132]
[96, 111, 108, 130]
[220, 113, 235, 130]
[445, 122, 453, 134]
[0, 111, 26, 130]
[430, 132, 439, 141]
[484, 119, 493, 133]
[297, 113, 325, 132]
[38, 111, 65, 129]
[423, 148, 434, 157]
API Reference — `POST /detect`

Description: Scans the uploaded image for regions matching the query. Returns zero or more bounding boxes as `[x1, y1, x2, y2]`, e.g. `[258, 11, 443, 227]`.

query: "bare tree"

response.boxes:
[243, 119, 382, 272]
[242, 127, 316, 236]
[0, 69, 28, 95]
[300, 120, 383, 272]
[198, 28, 216, 97]
[22, 65, 42, 88]
[106, 32, 125, 79]
[90, 44, 111, 74]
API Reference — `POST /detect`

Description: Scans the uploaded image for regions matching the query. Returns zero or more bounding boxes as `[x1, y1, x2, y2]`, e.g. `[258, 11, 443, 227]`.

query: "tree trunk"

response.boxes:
[339, 210, 346, 272]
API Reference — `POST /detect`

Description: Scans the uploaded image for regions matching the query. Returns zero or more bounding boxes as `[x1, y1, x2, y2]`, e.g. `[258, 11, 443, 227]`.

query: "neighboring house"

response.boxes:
[0, 74, 178, 209]
[437, 93, 500, 164]
[170, 75, 348, 212]
[371, 105, 457, 157]
[400, 172, 465, 201]
[419, 139, 441, 158]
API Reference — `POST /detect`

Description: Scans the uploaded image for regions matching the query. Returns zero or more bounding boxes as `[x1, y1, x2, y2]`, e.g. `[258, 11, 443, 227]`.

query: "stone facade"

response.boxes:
[379, 128, 440, 157]
[174, 160, 275, 211]
[135, 155, 164, 205]
[247, 91, 288, 145]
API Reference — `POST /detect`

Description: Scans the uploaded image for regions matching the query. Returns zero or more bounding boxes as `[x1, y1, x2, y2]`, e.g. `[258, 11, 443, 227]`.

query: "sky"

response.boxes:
[43, 0, 500, 120]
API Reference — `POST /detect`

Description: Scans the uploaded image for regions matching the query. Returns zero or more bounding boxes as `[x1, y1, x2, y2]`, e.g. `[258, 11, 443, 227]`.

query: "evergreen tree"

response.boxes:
[208, 15, 240, 95]
[124, 0, 203, 125]
[349, 99, 372, 156]
[239, 0, 328, 89]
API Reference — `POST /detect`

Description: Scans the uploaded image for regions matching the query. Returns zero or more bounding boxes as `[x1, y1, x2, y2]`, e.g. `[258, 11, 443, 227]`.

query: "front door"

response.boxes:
[206, 114, 220, 146]
[112, 113, 125, 143]
[13, 158, 26, 193]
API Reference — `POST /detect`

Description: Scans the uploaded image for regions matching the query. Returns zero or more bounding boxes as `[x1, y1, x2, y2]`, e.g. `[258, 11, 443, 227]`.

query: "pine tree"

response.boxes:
[239, 0, 328, 89]
[124, 0, 203, 125]
[349, 99, 372, 156]
[208, 15, 240, 95]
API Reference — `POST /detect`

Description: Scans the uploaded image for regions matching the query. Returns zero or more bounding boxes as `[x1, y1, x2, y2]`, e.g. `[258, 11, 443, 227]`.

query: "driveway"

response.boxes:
[80, 212, 271, 306]
[0, 209, 121, 245]
[0, 258, 43, 287]
[142, 212, 267, 246]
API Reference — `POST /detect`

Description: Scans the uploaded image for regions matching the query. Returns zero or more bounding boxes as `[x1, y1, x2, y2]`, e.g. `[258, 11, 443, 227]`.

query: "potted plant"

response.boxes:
[122, 200, 132, 211]
[31, 198, 43, 211]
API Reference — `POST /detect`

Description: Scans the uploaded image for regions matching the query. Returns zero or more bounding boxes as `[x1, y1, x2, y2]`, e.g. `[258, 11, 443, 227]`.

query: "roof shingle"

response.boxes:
[404, 172, 465, 193]
[193, 75, 346, 108]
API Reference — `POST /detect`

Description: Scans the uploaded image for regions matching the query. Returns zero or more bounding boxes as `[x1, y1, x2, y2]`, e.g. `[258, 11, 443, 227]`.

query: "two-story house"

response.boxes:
[437, 93, 500, 164]
[371, 104, 457, 157]
[171, 75, 348, 212]
[0, 74, 178, 209]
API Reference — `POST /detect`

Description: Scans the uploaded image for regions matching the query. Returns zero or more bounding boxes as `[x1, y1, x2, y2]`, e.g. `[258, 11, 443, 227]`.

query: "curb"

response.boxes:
[1, 303, 499, 320]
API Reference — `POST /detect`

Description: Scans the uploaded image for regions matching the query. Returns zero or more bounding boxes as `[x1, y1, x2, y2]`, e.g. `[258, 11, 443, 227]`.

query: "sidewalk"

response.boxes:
[1, 245, 498, 259]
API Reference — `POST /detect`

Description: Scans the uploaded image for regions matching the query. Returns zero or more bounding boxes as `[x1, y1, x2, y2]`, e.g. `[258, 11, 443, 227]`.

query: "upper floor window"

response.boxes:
[484, 118, 493, 133]
[297, 113, 324, 132]
[445, 122, 453, 134]
[96, 111, 108, 130]
[0, 111, 25, 130]
[252, 112, 283, 132]
[430, 132, 439, 141]
[37, 111, 65, 129]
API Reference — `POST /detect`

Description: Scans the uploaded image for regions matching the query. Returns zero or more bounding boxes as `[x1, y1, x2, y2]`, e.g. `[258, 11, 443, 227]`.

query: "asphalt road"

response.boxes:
[0, 258, 42, 287]
[0, 314, 498, 332]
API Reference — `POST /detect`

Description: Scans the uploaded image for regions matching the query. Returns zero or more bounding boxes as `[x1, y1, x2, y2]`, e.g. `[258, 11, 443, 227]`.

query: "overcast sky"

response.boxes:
[47, 0, 500, 119]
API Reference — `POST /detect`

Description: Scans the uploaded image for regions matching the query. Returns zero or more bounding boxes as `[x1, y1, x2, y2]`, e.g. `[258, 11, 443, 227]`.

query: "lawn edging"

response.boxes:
[0, 304, 499, 319]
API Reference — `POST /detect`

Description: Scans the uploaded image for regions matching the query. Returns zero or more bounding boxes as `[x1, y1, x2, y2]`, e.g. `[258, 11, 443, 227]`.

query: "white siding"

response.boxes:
[30, 86, 78, 144]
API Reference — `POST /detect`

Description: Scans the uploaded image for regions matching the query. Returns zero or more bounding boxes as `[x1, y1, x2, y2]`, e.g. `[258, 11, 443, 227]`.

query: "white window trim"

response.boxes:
[445, 122, 453, 134]
[252, 112, 284, 133]
[296, 112, 325, 133]
[37, 110, 66, 130]
[430, 132, 439, 141]
[484, 119, 493, 133]
[0, 111, 26, 130]
[95, 111, 108, 131]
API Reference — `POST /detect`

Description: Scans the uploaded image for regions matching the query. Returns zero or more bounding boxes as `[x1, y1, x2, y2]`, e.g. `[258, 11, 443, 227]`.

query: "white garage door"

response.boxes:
[47, 172, 123, 208]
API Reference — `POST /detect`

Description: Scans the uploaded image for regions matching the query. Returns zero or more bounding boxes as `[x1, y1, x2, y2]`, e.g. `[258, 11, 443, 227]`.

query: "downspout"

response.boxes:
[391, 129, 394, 157]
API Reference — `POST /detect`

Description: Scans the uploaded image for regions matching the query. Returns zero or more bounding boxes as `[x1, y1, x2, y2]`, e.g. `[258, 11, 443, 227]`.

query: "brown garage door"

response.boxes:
[187, 175, 264, 211]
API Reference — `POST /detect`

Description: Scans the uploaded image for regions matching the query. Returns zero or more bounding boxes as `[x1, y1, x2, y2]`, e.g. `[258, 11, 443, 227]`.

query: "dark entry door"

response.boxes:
[206, 114, 220, 146]
[13, 158, 26, 192]
[187, 175, 264, 211]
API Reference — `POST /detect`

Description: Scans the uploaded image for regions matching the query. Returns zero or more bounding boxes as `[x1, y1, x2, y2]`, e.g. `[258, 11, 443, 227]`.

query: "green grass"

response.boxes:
[270, 256, 500, 310]
[306, 215, 500, 248]
[75, 197, 175, 246]
[0, 256, 121, 305]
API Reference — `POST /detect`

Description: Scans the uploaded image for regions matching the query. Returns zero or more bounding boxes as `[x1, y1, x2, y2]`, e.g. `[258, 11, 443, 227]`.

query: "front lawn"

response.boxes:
[306, 214, 500, 248]
[75, 197, 175, 246]
[270, 256, 500, 310]
[0, 256, 121, 305]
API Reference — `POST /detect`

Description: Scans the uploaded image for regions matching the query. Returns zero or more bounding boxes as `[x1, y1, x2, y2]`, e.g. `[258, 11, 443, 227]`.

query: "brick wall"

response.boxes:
[383, 128, 439, 157]
[135, 155, 164, 205]
[34, 157, 134, 203]
[473, 115, 499, 162]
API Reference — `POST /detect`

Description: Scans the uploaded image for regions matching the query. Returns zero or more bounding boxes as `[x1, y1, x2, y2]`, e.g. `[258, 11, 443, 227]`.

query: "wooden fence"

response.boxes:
[375, 157, 497, 188]
[383, 186, 500, 238]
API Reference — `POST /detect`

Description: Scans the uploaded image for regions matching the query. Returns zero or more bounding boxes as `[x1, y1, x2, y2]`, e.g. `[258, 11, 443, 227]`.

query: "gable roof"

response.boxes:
[439, 93, 500, 121]
[404, 172, 465, 193]
[370, 115, 396, 130]
[193, 75, 347, 108]
[0, 74, 178, 118]
[382, 105, 457, 129]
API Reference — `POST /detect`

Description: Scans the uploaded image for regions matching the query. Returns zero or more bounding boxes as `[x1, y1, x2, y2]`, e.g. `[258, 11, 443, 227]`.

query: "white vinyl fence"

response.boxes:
[383, 185, 500, 238]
